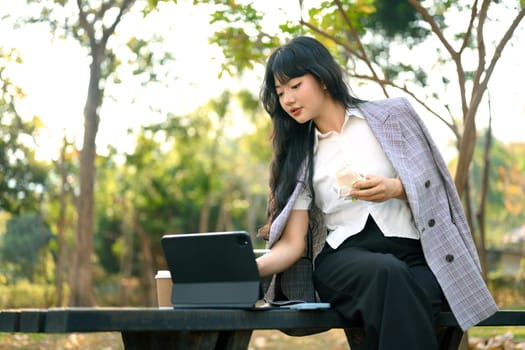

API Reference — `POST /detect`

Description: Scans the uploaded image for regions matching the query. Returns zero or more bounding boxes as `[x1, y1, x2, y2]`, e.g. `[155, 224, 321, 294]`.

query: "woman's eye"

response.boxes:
[292, 82, 301, 89]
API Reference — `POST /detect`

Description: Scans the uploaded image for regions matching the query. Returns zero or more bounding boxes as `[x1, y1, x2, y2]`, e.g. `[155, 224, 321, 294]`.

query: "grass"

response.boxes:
[250, 329, 350, 350]
[0, 332, 124, 350]
[1, 327, 524, 350]
[0, 330, 348, 350]
[470, 326, 525, 341]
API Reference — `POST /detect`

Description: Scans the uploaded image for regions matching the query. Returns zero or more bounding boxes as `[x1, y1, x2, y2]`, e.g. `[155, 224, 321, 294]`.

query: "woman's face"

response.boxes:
[275, 73, 327, 124]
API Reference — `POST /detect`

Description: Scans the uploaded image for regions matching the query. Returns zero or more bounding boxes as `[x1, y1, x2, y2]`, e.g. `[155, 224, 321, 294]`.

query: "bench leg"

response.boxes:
[436, 327, 464, 350]
[346, 326, 465, 350]
[344, 328, 366, 350]
[215, 330, 252, 350]
[121, 330, 252, 350]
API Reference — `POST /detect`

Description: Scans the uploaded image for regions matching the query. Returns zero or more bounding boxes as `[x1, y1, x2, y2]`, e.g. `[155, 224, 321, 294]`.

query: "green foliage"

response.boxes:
[121, 35, 176, 85]
[305, 1, 374, 39]
[0, 48, 50, 214]
[95, 215, 122, 274]
[206, 0, 433, 77]
[365, 0, 430, 40]
[465, 133, 525, 243]
[90, 89, 271, 275]
[201, 1, 293, 75]
[488, 270, 525, 307]
[0, 280, 58, 308]
[0, 213, 53, 281]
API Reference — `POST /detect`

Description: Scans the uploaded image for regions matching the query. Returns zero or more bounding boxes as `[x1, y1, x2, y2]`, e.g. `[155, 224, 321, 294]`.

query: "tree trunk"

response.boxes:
[454, 107, 478, 198]
[55, 136, 68, 306]
[68, 0, 135, 305]
[215, 186, 234, 232]
[199, 196, 212, 233]
[119, 199, 134, 306]
[464, 182, 476, 247]
[69, 46, 103, 306]
[134, 214, 156, 307]
[476, 117, 492, 281]
[242, 176, 263, 241]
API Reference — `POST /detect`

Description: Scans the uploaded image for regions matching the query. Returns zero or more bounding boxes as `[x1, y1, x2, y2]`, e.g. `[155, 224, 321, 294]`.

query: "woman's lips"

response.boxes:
[291, 107, 302, 116]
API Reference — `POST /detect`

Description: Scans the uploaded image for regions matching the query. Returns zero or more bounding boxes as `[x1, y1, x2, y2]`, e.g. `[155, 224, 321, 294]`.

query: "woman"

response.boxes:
[255, 36, 497, 350]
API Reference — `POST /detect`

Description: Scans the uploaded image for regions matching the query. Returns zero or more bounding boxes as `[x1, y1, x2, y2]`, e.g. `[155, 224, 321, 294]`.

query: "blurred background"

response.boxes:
[0, 0, 524, 318]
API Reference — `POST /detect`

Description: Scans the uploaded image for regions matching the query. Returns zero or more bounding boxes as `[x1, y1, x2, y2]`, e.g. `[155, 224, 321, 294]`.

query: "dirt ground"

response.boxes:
[1, 328, 525, 349]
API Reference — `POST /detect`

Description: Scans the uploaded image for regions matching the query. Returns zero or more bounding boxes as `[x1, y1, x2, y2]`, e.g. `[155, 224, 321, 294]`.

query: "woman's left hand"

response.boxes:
[350, 175, 407, 202]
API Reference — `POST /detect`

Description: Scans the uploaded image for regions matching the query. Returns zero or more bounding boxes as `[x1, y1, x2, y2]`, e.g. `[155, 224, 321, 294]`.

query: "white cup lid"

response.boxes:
[155, 270, 171, 278]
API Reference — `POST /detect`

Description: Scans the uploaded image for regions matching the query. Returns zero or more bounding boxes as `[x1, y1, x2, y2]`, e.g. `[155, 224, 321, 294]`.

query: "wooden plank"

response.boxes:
[0, 307, 518, 335]
[19, 310, 46, 332]
[41, 308, 525, 333]
[0, 309, 47, 332]
[476, 310, 525, 326]
[44, 307, 357, 332]
[3, 308, 524, 350]
[0, 311, 19, 332]
[436, 310, 525, 327]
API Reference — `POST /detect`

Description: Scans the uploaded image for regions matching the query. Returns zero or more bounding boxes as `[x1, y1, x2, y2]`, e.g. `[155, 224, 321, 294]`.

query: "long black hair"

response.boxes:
[259, 36, 363, 238]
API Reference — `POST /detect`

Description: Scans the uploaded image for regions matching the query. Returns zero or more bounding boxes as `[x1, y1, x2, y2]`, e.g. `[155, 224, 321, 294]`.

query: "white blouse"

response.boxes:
[293, 107, 420, 248]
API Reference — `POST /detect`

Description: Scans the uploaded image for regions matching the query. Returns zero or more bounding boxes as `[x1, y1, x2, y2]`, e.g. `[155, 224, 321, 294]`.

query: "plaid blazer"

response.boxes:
[264, 97, 497, 331]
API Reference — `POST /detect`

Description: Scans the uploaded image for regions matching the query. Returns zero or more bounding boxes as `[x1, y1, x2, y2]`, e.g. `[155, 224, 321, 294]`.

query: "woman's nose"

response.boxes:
[282, 91, 295, 104]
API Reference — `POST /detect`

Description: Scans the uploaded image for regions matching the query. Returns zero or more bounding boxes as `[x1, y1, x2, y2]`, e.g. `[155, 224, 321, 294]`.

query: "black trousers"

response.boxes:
[313, 215, 444, 350]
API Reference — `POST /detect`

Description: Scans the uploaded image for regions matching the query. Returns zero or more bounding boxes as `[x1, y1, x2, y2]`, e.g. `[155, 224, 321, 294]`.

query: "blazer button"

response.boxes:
[425, 180, 431, 188]
[445, 254, 454, 263]
[428, 219, 435, 227]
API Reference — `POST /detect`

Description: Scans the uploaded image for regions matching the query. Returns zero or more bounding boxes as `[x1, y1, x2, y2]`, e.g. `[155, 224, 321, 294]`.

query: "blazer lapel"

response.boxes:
[358, 101, 406, 171]
[358, 101, 421, 219]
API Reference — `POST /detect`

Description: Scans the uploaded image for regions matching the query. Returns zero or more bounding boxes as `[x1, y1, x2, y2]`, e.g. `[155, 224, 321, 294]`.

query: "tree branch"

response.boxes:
[333, 0, 388, 95]
[407, 0, 458, 59]
[299, 20, 364, 60]
[101, 0, 135, 47]
[76, 0, 96, 48]
[332, 1, 369, 62]
[299, 20, 389, 96]
[352, 73, 459, 139]
[99, 0, 118, 18]
[470, 0, 490, 109]
[474, 3, 525, 109]
[408, 0, 469, 116]
[459, 0, 478, 54]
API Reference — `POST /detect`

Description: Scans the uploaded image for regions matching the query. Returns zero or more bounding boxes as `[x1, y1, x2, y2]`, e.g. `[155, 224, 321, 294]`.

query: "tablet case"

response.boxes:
[161, 231, 260, 308]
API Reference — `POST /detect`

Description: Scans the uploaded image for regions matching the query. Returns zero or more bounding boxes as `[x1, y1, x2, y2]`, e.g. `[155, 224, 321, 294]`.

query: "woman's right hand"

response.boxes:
[256, 209, 309, 277]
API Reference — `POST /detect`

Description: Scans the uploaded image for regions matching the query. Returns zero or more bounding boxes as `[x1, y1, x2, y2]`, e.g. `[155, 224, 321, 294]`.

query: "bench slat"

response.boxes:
[2, 308, 523, 333]
[44, 308, 353, 332]
[42, 308, 525, 332]
[477, 310, 525, 326]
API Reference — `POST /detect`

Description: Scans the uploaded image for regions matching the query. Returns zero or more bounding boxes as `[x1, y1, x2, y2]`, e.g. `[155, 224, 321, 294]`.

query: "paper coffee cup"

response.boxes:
[155, 270, 172, 308]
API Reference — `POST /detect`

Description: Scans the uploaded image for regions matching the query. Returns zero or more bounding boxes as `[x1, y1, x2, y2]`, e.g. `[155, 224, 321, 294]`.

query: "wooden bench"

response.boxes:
[0, 307, 523, 349]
